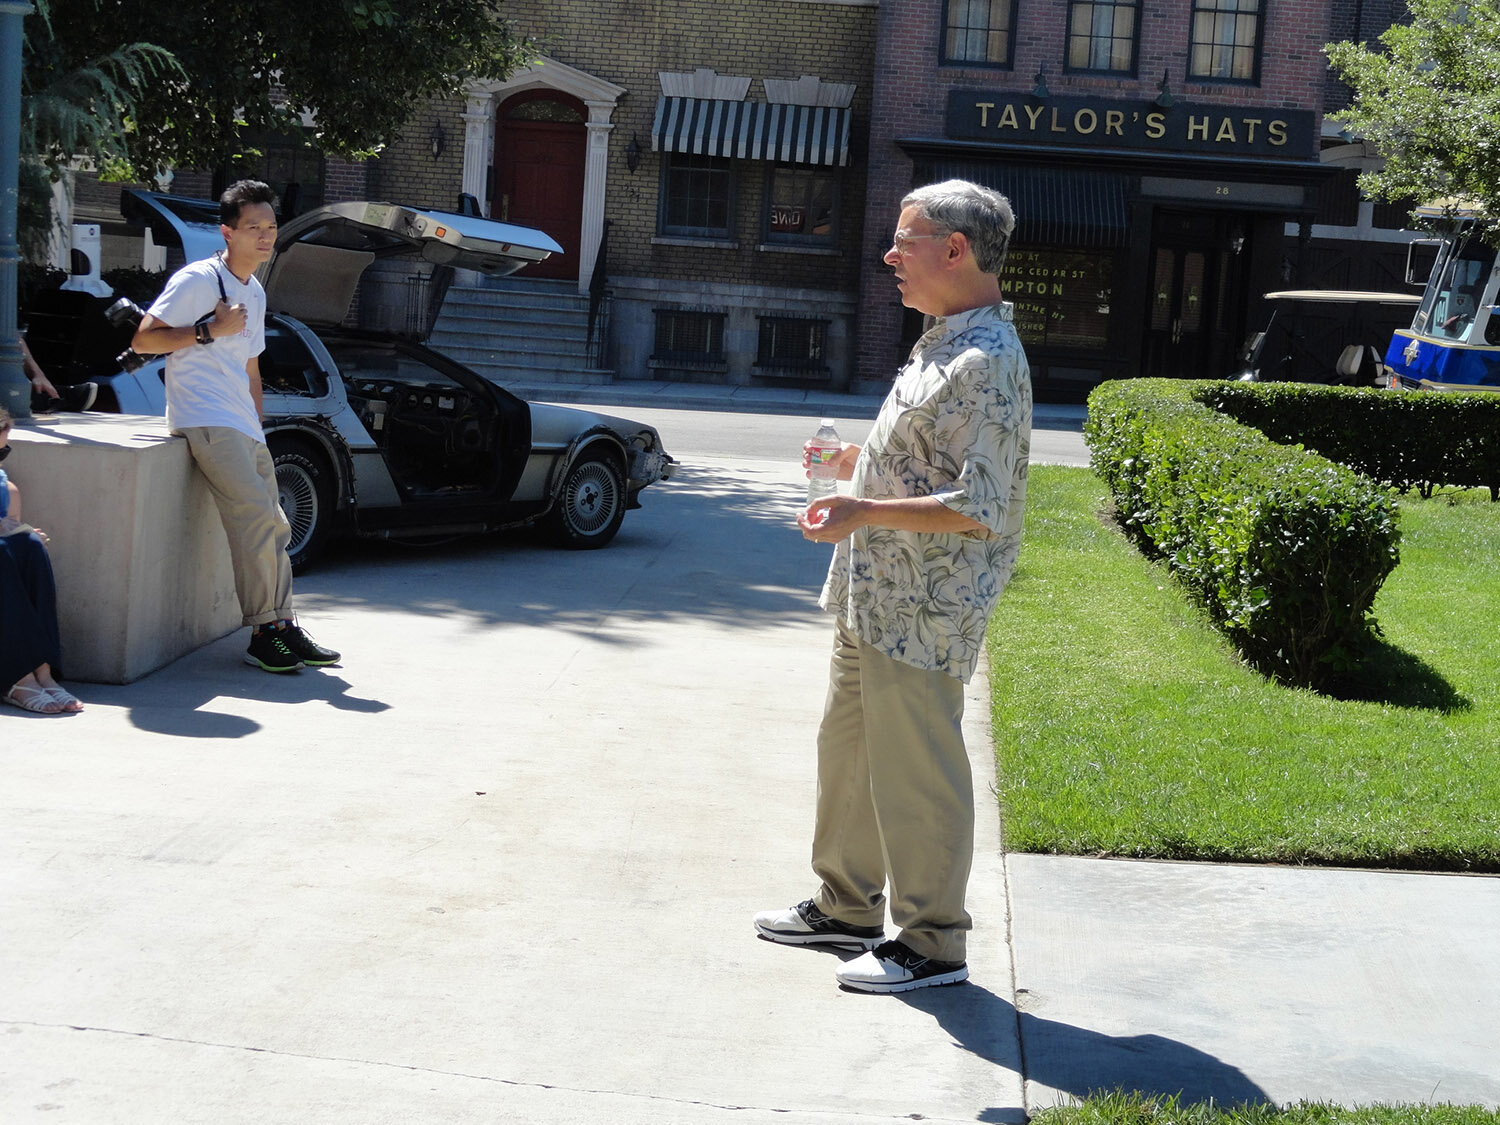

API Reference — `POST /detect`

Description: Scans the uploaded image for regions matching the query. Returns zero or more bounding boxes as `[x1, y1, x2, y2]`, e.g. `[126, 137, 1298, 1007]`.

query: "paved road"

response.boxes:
[558, 402, 1091, 468]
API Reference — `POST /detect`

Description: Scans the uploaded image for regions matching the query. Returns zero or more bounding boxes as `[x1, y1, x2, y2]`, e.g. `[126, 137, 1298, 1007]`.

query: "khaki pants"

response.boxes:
[181, 427, 293, 627]
[811, 619, 973, 962]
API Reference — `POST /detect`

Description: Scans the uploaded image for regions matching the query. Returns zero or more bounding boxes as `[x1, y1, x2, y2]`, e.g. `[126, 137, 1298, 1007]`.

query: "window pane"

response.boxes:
[1188, 0, 1259, 80]
[756, 317, 829, 369]
[944, 0, 1013, 64]
[663, 153, 732, 237]
[1067, 1, 1136, 73]
[766, 166, 838, 244]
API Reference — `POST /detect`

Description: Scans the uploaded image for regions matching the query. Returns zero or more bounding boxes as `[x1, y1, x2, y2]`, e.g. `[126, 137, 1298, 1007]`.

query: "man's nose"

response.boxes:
[882, 246, 900, 265]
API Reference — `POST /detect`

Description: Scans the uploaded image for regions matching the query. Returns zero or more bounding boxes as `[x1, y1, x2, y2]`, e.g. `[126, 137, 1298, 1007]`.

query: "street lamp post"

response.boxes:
[0, 1, 35, 421]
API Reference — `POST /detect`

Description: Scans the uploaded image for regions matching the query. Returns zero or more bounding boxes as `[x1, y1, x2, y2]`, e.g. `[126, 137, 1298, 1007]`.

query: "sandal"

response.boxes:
[45, 687, 83, 711]
[5, 684, 65, 714]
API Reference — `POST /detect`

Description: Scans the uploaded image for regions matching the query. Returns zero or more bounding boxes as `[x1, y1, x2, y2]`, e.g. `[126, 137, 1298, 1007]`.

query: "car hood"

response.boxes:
[120, 189, 563, 341]
[527, 401, 663, 446]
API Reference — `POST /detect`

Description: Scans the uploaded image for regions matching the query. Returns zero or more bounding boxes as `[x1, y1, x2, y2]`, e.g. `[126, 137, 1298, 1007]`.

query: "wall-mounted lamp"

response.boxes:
[430, 123, 446, 161]
[1031, 64, 1051, 100]
[625, 134, 642, 173]
[1154, 69, 1175, 109]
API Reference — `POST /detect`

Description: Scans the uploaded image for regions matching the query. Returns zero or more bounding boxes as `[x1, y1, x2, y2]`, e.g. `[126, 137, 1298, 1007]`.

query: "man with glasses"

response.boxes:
[755, 180, 1031, 992]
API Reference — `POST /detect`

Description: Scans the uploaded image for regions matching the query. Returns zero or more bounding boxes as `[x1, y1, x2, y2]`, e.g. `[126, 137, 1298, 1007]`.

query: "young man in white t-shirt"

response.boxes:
[132, 180, 339, 673]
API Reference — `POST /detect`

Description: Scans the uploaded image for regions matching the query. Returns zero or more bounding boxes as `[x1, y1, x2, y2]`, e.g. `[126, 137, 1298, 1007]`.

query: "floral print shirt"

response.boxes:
[820, 302, 1031, 682]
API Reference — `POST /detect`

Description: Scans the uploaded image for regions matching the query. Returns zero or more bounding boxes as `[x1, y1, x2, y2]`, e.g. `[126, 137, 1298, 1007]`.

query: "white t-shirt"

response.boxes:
[148, 255, 267, 442]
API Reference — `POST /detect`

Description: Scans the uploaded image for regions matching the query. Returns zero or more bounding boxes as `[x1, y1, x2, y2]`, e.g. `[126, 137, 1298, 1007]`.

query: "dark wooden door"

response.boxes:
[1141, 211, 1245, 379]
[495, 95, 586, 281]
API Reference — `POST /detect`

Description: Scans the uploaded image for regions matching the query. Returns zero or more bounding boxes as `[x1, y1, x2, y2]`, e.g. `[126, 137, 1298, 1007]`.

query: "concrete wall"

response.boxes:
[8, 415, 240, 684]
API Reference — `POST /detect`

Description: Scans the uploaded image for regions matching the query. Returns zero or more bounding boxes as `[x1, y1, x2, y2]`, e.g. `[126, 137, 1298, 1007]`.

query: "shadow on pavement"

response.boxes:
[295, 460, 827, 637]
[901, 984, 1271, 1112]
[84, 662, 390, 739]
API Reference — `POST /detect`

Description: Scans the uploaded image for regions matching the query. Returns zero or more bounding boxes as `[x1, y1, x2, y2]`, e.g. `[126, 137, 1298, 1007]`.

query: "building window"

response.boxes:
[941, 0, 1017, 67]
[1000, 248, 1114, 351]
[763, 165, 839, 247]
[659, 153, 734, 239]
[756, 316, 829, 373]
[234, 128, 325, 216]
[1188, 0, 1262, 82]
[1066, 1, 1138, 74]
[653, 309, 726, 365]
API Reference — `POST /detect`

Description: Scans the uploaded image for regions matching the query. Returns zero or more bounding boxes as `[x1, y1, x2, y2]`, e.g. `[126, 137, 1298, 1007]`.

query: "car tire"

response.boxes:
[545, 448, 626, 549]
[269, 436, 335, 573]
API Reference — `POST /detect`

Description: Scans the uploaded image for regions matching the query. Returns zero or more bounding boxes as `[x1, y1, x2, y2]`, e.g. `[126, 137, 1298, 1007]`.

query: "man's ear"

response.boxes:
[945, 231, 970, 267]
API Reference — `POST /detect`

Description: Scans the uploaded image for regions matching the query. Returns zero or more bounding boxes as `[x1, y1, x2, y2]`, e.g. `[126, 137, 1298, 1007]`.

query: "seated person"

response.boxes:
[0, 407, 82, 714]
[1440, 285, 1480, 339]
[21, 336, 97, 414]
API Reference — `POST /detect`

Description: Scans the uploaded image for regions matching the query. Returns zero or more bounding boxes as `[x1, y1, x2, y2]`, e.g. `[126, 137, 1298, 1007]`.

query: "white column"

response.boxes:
[462, 97, 495, 216]
[579, 106, 615, 294]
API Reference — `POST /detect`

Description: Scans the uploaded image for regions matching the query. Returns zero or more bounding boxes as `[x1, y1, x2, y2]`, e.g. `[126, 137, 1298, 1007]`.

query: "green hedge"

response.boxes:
[1085, 379, 1400, 687]
[1199, 382, 1500, 499]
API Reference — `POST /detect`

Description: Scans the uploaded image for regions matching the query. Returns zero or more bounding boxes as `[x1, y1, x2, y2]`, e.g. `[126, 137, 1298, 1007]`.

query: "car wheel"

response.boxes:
[269, 437, 335, 572]
[546, 448, 626, 549]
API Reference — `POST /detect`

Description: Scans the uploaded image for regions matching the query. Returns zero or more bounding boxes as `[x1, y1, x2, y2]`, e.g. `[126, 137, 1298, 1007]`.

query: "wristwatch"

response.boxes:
[195, 322, 214, 346]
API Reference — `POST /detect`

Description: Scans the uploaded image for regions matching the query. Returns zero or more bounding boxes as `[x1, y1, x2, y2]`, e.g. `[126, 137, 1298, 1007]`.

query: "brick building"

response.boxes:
[357, 0, 879, 390]
[855, 0, 1355, 400]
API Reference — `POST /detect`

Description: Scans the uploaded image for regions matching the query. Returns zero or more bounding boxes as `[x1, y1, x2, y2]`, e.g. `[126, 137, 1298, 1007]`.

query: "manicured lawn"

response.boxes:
[986, 465, 1500, 871]
[1035, 1092, 1500, 1125]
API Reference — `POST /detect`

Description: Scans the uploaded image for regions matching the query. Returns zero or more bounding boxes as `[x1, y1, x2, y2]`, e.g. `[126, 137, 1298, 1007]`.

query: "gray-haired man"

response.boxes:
[756, 180, 1032, 992]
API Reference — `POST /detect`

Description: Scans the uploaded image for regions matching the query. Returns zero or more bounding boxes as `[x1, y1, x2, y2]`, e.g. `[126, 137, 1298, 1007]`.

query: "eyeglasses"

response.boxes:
[889, 230, 950, 255]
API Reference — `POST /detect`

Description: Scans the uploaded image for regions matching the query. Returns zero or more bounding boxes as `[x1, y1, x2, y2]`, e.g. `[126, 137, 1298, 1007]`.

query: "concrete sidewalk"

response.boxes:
[505, 375, 1089, 431]
[3, 448, 1497, 1123]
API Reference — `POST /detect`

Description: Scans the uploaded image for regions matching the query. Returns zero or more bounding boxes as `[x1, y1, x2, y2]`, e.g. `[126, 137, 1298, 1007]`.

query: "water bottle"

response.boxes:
[806, 418, 841, 503]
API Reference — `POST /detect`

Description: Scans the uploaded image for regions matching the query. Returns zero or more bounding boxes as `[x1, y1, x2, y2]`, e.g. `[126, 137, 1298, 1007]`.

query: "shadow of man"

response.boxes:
[896, 983, 1271, 1120]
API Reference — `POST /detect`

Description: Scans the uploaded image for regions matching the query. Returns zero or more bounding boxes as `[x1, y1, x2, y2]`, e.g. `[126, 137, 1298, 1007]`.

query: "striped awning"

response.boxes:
[652, 97, 851, 167]
[917, 159, 1130, 249]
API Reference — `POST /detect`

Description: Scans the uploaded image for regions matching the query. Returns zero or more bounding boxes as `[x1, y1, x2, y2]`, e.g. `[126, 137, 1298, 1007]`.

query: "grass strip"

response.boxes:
[986, 466, 1500, 870]
[1035, 1091, 1500, 1125]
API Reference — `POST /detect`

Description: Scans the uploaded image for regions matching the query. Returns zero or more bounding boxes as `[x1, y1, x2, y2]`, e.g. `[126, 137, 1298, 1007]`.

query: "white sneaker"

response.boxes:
[835, 940, 969, 993]
[753, 899, 885, 951]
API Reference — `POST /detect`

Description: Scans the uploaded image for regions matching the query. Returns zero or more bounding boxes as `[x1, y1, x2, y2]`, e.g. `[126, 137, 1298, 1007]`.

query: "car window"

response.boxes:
[323, 339, 462, 389]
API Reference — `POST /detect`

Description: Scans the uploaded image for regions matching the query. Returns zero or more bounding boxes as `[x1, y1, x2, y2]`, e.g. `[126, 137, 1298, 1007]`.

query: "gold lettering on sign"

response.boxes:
[1243, 117, 1262, 143]
[1145, 112, 1166, 139]
[1025, 105, 1045, 129]
[1187, 116, 1210, 141]
[998, 103, 1020, 130]
[1075, 108, 1098, 135]
[1105, 110, 1125, 135]
[1216, 118, 1237, 143]
[1269, 120, 1288, 145]
[976, 101, 995, 128]
[1050, 108, 1067, 133]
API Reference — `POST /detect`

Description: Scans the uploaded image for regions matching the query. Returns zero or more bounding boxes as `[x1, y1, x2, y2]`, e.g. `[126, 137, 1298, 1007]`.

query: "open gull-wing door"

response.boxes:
[119, 188, 228, 266]
[262, 202, 563, 339]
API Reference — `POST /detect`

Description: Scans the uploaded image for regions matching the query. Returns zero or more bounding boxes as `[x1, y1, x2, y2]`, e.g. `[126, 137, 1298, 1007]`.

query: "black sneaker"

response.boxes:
[244, 627, 304, 673]
[834, 939, 969, 993]
[276, 623, 340, 666]
[753, 899, 885, 951]
[62, 382, 98, 412]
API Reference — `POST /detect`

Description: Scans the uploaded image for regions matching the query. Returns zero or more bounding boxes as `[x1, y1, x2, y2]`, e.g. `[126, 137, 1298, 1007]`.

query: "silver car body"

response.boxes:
[105, 190, 674, 564]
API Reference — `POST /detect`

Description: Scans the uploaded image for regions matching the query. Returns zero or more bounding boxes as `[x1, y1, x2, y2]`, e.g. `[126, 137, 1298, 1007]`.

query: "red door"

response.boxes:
[495, 93, 586, 281]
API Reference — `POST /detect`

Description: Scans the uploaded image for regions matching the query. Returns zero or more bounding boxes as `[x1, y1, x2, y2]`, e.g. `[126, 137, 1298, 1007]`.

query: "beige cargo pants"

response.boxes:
[810, 618, 974, 963]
